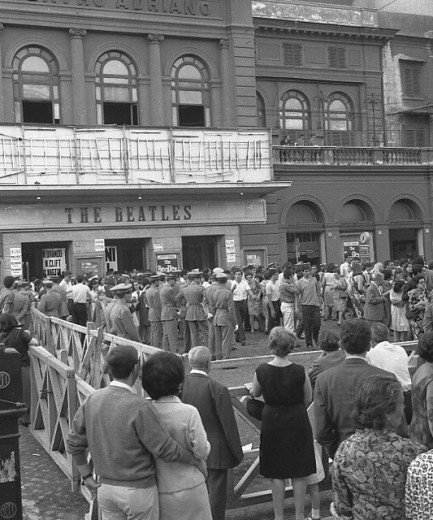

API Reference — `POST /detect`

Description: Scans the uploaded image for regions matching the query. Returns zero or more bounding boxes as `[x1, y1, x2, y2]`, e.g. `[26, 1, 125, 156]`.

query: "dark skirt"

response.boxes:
[260, 402, 316, 479]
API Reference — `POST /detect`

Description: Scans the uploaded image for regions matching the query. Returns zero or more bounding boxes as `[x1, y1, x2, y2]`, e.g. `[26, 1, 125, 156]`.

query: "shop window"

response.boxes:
[257, 92, 266, 127]
[401, 61, 422, 98]
[280, 90, 311, 131]
[328, 47, 347, 69]
[95, 51, 139, 125]
[12, 46, 60, 124]
[171, 55, 211, 127]
[283, 43, 302, 67]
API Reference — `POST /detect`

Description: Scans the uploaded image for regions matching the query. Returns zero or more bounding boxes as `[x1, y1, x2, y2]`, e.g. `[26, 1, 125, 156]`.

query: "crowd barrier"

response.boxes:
[27, 307, 419, 513]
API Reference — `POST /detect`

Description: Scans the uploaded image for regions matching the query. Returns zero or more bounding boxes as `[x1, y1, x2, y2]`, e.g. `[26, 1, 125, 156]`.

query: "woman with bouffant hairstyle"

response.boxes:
[141, 352, 212, 520]
[331, 375, 426, 520]
[249, 327, 315, 520]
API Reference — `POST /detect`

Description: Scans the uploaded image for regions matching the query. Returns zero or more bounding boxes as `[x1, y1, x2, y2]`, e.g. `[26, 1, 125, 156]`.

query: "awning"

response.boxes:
[389, 103, 433, 116]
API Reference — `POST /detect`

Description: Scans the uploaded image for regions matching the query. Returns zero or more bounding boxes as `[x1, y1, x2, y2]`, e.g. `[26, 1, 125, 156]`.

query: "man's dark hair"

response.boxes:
[106, 345, 138, 379]
[142, 352, 184, 399]
[76, 275, 84, 283]
[3, 276, 15, 289]
[318, 330, 340, 352]
[0, 314, 19, 332]
[419, 331, 433, 363]
[340, 319, 371, 355]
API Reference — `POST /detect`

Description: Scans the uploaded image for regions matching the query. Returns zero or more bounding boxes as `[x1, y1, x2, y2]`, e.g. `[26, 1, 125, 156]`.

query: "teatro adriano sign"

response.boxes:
[0, 200, 266, 230]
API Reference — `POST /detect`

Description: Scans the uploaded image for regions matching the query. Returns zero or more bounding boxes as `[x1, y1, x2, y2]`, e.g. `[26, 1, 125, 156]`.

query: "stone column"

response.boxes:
[219, 39, 232, 128]
[147, 34, 164, 126]
[0, 24, 4, 121]
[69, 28, 87, 125]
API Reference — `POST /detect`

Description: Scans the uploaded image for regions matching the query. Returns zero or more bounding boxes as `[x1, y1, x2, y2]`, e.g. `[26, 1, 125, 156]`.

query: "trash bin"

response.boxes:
[0, 346, 27, 520]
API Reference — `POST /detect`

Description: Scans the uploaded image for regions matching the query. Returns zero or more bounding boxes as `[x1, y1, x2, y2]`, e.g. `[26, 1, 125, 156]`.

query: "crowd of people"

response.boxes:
[4, 253, 433, 519]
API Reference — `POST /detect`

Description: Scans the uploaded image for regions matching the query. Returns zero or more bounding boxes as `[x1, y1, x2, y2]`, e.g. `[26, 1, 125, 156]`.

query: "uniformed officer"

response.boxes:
[159, 273, 179, 353]
[211, 272, 237, 359]
[110, 283, 141, 343]
[146, 274, 163, 348]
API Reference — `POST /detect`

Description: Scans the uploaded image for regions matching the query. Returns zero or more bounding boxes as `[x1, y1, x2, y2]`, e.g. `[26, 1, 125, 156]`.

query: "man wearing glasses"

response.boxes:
[111, 283, 142, 343]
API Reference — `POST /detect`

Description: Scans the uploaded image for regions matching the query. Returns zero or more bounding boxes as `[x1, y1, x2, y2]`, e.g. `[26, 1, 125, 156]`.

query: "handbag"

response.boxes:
[246, 397, 264, 421]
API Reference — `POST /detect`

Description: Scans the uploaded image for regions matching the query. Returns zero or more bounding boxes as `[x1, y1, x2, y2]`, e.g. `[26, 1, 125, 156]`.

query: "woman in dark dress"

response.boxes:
[250, 327, 316, 520]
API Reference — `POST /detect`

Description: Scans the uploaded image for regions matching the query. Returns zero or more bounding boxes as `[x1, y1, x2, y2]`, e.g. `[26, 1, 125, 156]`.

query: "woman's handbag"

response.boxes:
[246, 397, 264, 421]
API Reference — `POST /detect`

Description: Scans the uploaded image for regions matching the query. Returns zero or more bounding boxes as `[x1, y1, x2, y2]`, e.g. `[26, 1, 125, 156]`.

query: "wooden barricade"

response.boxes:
[27, 307, 421, 512]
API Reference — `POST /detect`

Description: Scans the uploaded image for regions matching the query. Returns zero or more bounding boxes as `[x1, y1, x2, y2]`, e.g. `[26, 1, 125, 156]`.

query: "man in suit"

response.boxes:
[38, 279, 62, 318]
[182, 346, 243, 520]
[314, 318, 398, 458]
[364, 271, 388, 324]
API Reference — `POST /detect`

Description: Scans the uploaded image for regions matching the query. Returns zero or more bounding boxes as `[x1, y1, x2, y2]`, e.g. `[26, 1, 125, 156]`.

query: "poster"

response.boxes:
[77, 258, 102, 278]
[156, 254, 179, 273]
[10, 248, 22, 278]
[42, 248, 66, 277]
[94, 238, 105, 252]
[343, 241, 360, 260]
[105, 245, 118, 273]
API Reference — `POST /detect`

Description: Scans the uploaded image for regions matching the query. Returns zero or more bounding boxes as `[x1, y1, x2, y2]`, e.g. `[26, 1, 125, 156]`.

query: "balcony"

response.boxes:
[0, 126, 272, 186]
[273, 146, 433, 166]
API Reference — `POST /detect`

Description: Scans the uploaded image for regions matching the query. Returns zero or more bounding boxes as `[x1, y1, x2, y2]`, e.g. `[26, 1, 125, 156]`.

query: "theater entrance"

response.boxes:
[182, 236, 218, 271]
[22, 241, 71, 280]
[105, 238, 150, 273]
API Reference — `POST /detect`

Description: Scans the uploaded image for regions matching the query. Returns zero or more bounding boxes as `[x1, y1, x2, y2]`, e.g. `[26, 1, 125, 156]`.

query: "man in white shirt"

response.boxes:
[266, 268, 282, 331]
[231, 269, 253, 346]
[339, 255, 352, 278]
[367, 322, 412, 424]
[71, 275, 92, 327]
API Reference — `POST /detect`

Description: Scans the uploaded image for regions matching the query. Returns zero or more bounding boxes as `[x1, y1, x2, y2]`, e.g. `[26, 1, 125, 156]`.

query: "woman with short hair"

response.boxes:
[332, 374, 425, 520]
[141, 351, 212, 520]
[250, 327, 316, 520]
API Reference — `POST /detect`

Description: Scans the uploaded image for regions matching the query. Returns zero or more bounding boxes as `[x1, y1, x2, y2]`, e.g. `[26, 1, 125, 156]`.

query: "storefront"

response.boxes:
[0, 185, 284, 279]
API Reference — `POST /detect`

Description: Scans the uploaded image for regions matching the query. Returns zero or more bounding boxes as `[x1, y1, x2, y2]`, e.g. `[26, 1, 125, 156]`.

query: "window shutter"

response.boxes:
[283, 43, 302, 67]
[415, 130, 425, 147]
[405, 129, 415, 147]
[412, 68, 421, 96]
[328, 47, 346, 69]
[402, 63, 422, 97]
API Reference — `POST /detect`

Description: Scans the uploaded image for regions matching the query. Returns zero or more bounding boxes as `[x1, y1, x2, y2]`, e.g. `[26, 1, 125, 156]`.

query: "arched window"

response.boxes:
[279, 90, 310, 131]
[171, 55, 210, 127]
[95, 51, 138, 125]
[257, 92, 266, 128]
[13, 46, 60, 124]
[324, 92, 354, 145]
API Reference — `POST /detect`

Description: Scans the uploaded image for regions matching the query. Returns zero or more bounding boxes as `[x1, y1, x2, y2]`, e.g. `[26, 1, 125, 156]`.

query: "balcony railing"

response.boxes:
[273, 146, 433, 166]
[0, 126, 272, 185]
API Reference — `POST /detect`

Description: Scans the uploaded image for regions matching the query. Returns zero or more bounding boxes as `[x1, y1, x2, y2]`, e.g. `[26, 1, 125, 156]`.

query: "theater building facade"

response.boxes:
[0, 0, 283, 278]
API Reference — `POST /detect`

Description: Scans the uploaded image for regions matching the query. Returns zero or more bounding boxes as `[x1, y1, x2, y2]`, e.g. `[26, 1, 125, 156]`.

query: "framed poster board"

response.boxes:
[156, 253, 180, 273]
[243, 249, 267, 267]
[76, 256, 104, 278]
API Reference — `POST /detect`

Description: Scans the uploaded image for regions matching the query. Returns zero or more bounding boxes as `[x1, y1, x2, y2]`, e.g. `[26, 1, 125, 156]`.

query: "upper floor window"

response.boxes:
[401, 61, 422, 98]
[279, 90, 311, 130]
[171, 55, 210, 127]
[404, 129, 426, 147]
[325, 93, 353, 131]
[95, 51, 138, 125]
[257, 92, 266, 127]
[13, 46, 60, 124]
[283, 43, 302, 67]
[328, 47, 347, 69]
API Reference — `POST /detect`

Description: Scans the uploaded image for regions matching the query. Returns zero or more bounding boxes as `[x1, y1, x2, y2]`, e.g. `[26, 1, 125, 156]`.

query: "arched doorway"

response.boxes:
[389, 199, 423, 260]
[285, 201, 325, 265]
[339, 200, 375, 263]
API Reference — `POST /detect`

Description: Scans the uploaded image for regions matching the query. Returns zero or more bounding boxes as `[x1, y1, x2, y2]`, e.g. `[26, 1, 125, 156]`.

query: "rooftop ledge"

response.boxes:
[252, 0, 378, 28]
